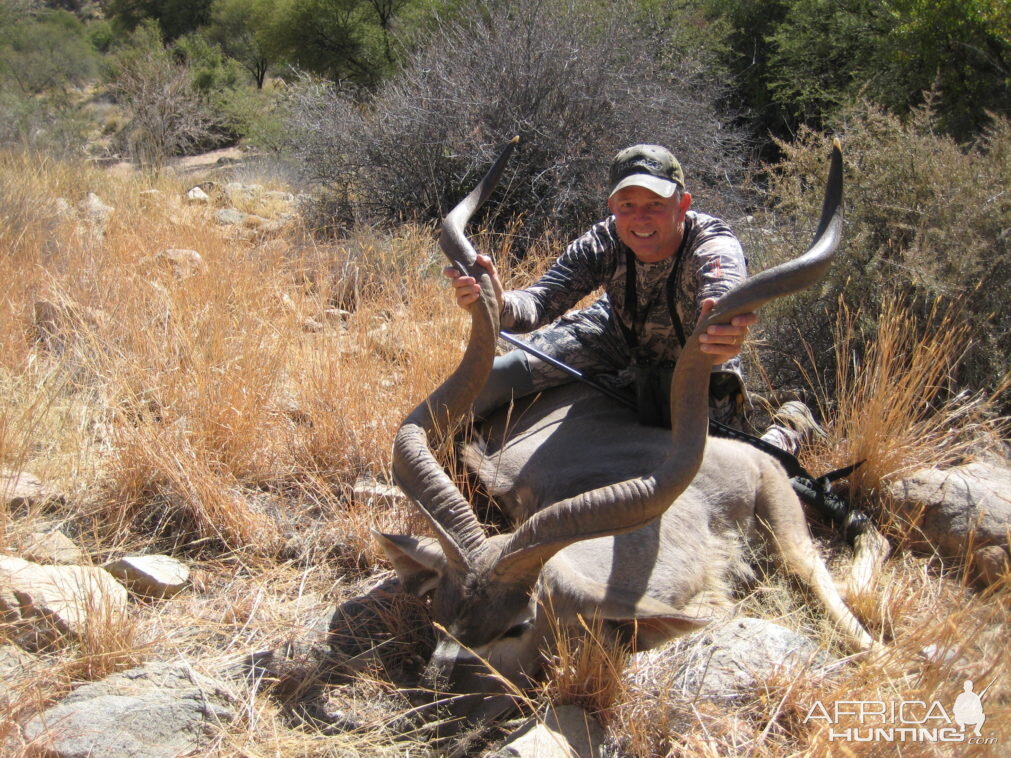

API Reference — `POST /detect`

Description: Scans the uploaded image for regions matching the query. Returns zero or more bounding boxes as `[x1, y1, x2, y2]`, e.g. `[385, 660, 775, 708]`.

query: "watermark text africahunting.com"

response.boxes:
[804, 680, 998, 745]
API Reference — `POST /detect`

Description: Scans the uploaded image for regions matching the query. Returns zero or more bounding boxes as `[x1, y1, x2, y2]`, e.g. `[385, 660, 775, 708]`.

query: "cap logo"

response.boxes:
[614, 157, 665, 178]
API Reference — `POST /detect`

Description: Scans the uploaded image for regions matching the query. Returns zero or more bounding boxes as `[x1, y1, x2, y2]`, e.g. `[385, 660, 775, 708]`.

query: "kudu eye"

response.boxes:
[501, 620, 533, 640]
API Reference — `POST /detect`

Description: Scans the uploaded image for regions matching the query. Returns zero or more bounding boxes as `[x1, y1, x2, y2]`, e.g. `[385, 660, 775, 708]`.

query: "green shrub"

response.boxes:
[751, 98, 1010, 410]
[703, 0, 1010, 145]
[0, 8, 98, 96]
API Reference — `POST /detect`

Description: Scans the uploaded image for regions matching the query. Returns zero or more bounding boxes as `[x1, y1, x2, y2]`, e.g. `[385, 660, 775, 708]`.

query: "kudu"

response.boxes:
[374, 139, 877, 733]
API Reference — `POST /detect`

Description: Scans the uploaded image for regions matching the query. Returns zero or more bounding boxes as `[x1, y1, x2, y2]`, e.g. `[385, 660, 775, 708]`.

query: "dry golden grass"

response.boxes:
[1, 150, 1008, 756]
[540, 607, 631, 720]
[802, 296, 1009, 544]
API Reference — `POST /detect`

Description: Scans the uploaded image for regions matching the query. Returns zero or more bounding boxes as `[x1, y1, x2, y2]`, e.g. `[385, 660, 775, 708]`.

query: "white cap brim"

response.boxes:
[608, 174, 679, 199]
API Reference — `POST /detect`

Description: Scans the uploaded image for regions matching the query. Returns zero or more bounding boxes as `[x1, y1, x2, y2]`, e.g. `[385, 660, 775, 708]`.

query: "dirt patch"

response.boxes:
[101, 147, 248, 178]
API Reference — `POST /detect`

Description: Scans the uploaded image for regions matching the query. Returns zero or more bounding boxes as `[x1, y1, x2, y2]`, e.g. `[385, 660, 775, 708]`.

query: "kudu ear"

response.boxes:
[372, 531, 446, 597]
[542, 568, 711, 650]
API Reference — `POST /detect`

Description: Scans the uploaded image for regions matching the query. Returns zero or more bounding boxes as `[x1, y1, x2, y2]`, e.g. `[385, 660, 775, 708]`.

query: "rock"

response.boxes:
[352, 478, 407, 508]
[322, 308, 351, 324]
[489, 705, 605, 758]
[52, 197, 75, 219]
[215, 207, 247, 226]
[272, 391, 312, 427]
[153, 248, 206, 279]
[971, 545, 1009, 587]
[22, 531, 84, 565]
[240, 213, 270, 230]
[33, 298, 110, 350]
[0, 642, 40, 704]
[632, 617, 833, 702]
[138, 189, 162, 206]
[302, 316, 325, 333]
[886, 461, 1011, 556]
[185, 186, 211, 204]
[225, 182, 263, 204]
[0, 556, 128, 643]
[102, 555, 190, 599]
[19, 662, 236, 758]
[254, 218, 287, 237]
[0, 469, 59, 510]
[262, 190, 295, 205]
[77, 192, 114, 225]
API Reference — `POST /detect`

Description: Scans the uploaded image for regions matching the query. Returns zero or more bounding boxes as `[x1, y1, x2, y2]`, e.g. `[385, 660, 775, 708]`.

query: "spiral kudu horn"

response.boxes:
[391, 138, 519, 570]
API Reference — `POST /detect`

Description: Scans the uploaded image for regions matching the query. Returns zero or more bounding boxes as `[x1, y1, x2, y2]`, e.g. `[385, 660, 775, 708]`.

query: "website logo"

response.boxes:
[803, 678, 998, 745]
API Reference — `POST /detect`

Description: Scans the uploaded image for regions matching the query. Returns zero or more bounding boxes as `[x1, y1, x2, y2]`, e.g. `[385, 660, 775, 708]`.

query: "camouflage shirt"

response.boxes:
[501, 211, 747, 392]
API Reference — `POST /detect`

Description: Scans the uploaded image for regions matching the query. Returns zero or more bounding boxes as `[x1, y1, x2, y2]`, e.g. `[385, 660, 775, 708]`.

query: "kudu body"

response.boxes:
[374, 140, 876, 731]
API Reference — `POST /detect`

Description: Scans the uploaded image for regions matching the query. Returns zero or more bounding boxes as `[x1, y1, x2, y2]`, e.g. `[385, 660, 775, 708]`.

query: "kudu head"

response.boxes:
[375, 138, 845, 732]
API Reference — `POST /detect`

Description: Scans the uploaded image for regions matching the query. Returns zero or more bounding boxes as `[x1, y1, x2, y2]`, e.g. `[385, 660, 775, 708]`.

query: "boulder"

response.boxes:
[102, 554, 190, 599]
[0, 469, 60, 510]
[19, 662, 236, 758]
[225, 182, 263, 204]
[489, 705, 605, 758]
[352, 478, 407, 509]
[262, 190, 295, 205]
[51, 197, 75, 219]
[184, 186, 211, 204]
[971, 544, 1009, 587]
[215, 207, 247, 226]
[0, 556, 128, 643]
[322, 308, 351, 325]
[631, 617, 833, 702]
[886, 461, 1011, 557]
[77, 192, 114, 225]
[302, 316, 325, 333]
[153, 248, 206, 279]
[0, 642, 40, 704]
[22, 530, 84, 565]
[239, 213, 272, 231]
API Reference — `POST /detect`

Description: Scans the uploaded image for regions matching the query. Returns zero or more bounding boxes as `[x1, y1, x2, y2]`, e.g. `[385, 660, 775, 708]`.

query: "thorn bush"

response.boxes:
[282, 0, 751, 245]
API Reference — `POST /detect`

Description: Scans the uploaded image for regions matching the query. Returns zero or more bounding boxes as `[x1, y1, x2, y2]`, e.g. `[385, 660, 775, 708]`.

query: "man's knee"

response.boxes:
[473, 349, 535, 417]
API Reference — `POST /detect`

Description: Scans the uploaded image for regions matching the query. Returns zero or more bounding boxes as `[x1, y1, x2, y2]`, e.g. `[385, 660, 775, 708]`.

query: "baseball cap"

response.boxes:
[608, 144, 685, 199]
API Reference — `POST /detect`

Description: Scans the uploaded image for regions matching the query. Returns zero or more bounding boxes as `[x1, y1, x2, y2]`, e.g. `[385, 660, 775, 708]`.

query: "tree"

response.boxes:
[269, 0, 385, 88]
[267, 0, 441, 90]
[0, 8, 97, 95]
[364, 0, 410, 65]
[871, 0, 1010, 138]
[706, 0, 1009, 143]
[698, 0, 790, 143]
[106, 0, 213, 40]
[204, 0, 276, 88]
[765, 0, 885, 128]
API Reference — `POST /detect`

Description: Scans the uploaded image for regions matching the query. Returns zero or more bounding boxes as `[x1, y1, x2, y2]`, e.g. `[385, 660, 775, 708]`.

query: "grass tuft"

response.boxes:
[803, 295, 1008, 541]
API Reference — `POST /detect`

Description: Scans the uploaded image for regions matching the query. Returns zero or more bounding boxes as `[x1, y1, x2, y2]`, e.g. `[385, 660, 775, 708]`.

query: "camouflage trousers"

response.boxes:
[481, 314, 745, 432]
[480, 304, 802, 455]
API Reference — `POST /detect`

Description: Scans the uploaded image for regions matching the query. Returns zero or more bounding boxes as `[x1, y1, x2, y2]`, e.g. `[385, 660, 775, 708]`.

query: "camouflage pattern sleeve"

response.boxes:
[673, 212, 748, 377]
[500, 220, 620, 332]
[684, 213, 748, 319]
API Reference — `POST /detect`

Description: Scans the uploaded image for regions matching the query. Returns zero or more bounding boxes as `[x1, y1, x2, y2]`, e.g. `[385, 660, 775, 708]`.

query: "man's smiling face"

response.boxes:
[608, 185, 692, 263]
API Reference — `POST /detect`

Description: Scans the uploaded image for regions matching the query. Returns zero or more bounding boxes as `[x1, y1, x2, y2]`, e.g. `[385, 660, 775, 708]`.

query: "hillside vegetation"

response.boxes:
[1, 0, 1009, 755]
